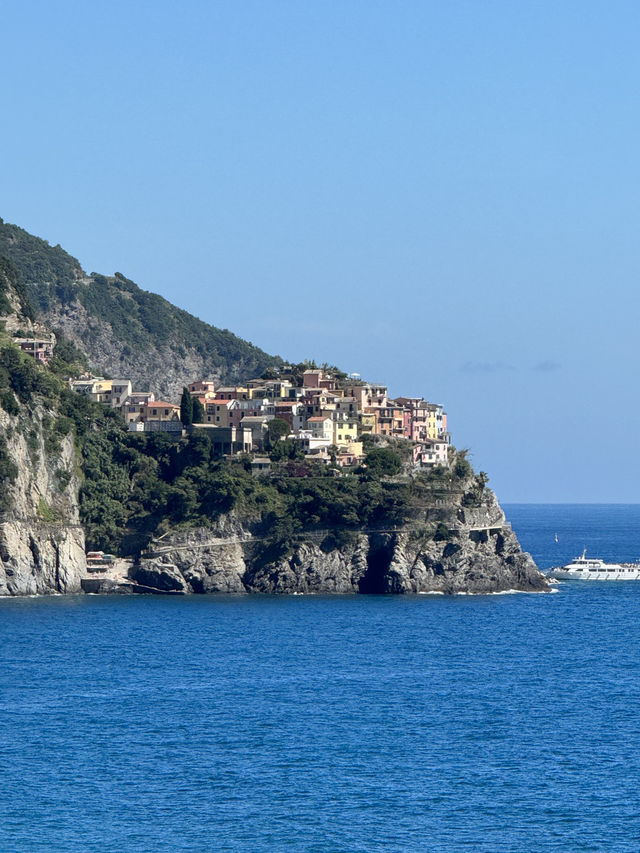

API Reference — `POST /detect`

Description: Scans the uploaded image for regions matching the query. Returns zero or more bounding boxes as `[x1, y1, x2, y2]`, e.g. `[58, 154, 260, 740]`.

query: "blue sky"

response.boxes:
[3, 1, 640, 501]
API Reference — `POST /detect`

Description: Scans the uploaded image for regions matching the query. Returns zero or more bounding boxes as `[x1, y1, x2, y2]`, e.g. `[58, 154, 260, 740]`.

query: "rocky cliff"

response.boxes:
[0, 219, 547, 598]
[0, 404, 86, 596]
[0, 257, 86, 595]
[123, 489, 547, 595]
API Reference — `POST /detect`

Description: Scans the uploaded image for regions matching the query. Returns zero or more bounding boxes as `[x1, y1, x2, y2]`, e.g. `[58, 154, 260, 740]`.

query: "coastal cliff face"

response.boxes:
[0, 257, 86, 596]
[126, 490, 547, 596]
[0, 220, 545, 598]
[0, 407, 86, 596]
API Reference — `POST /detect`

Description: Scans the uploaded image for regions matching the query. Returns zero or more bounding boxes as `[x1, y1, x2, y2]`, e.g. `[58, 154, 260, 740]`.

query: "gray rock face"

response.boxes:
[0, 406, 86, 596]
[0, 520, 85, 595]
[244, 536, 370, 594]
[129, 560, 188, 593]
[36, 286, 273, 403]
[130, 493, 548, 596]
[381, 526, 545, 594]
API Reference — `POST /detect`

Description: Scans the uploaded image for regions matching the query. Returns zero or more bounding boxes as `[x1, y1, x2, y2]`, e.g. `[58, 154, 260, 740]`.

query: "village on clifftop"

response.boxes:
[12, 334, 450, 473]
[69, 367, 450, 472]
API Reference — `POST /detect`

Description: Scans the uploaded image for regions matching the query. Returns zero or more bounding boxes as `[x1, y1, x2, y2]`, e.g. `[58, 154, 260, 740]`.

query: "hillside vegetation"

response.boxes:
[0, 218, 281, 399]
[0, 321, 474, 561]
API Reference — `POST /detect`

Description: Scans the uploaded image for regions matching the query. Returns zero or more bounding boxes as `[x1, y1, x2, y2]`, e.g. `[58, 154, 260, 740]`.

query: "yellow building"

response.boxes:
[333, 418, 359, 447]
[92, 379, 113, 403]
[426, 404, 445, 439]
[359, 411, 377, 434]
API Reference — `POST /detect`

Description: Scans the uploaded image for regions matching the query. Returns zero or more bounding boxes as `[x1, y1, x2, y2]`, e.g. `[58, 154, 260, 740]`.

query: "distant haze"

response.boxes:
[4, 1, 639, 501]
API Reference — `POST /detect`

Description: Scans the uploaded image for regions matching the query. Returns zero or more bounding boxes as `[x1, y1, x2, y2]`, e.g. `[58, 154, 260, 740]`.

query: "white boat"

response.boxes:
[549, 550, 640, 580]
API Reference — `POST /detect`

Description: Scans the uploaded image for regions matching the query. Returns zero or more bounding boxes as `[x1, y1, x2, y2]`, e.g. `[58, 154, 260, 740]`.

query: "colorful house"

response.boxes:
[274, 400, 306, 432]
[413, 438, 449, 468]
[359, 411, 378, 434]
[121, 391, 156, 423]
[335, 443, 364, 467]
[214, 386, 251, 401]
[375, 405, 405, 438]
[345, 383, 388, 411]
[426, 403, 446, 440]
[395, 397, 430, 441]
[332, 416, 359, 447]
[205, 399, 236, 427]
[92, 379, 115, 404]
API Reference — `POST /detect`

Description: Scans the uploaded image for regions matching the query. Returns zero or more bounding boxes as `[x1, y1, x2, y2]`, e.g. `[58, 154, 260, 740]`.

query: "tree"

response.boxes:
[362, 447, 402, 478]
[192, 396, 205, 424]
[267, 418, 291, 443]
[180, 387, 193, 426]
[269, 438, 303, 463]
[453, 449, 472, 480]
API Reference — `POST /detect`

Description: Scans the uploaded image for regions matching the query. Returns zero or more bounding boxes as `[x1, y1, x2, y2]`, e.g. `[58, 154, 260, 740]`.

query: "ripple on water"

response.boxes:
[1, 505, 640, 851]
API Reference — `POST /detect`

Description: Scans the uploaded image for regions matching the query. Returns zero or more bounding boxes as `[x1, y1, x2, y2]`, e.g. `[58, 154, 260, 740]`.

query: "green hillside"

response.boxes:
[0, 218, 280, 397]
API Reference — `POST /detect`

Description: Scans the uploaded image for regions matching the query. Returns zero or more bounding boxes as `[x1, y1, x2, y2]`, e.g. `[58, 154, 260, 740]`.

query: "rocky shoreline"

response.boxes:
[0, 408, 548, 597]
[76, 493, 548, 597]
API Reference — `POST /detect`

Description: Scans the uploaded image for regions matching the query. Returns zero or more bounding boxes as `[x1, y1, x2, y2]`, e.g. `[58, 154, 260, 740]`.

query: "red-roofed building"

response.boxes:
[142, 401, 180, 422]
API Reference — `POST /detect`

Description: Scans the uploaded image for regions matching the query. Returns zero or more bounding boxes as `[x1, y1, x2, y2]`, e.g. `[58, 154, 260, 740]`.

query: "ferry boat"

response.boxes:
[549, 550, 640, 580]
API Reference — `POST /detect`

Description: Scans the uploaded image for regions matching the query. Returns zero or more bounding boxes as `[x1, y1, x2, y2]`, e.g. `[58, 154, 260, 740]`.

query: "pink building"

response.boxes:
[413, 439, 449, 469]
[188, 380, 215, 394]
[302, 369, 337, 391]
[395, 397, 430, 441]
[345, 384, 388, 411]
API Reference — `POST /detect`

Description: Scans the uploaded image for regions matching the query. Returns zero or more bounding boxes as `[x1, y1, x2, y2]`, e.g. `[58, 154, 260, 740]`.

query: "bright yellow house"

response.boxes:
[333, 418, 358, 447]
[426, 404, 445, 439]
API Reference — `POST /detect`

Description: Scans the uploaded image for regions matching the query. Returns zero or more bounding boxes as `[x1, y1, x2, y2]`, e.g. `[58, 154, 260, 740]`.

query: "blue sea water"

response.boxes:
[2, 505, 640, 852]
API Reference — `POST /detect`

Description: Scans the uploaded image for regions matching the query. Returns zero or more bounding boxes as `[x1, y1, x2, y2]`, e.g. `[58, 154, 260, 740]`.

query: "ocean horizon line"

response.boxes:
[503, 501, 640, 506]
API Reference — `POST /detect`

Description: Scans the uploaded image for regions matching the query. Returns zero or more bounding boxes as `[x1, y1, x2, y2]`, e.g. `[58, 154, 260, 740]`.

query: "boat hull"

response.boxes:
[549, 568, 640, 581]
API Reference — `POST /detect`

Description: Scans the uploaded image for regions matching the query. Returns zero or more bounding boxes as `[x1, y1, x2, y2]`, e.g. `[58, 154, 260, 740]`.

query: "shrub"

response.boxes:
[0, 391, 19, 416]
[434, 522, 452, 542]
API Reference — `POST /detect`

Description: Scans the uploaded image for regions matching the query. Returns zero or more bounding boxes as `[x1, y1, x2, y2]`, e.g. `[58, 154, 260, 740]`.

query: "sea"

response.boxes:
[2, 504, 640, 852]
